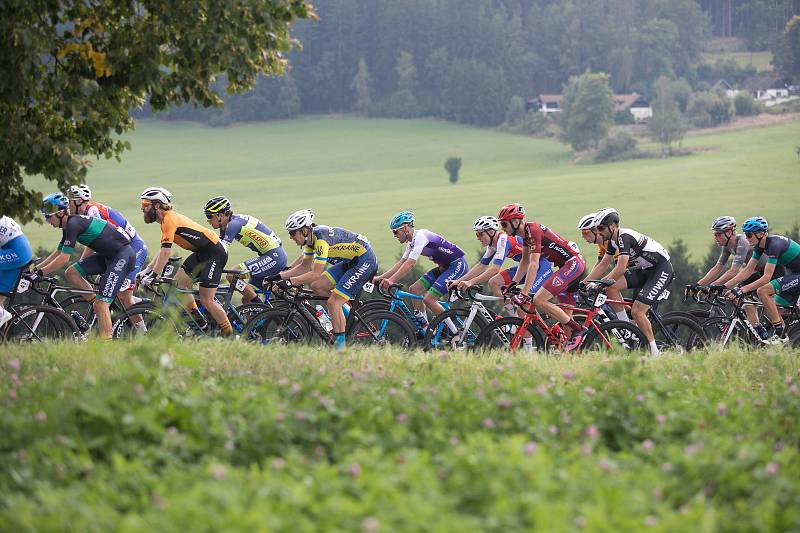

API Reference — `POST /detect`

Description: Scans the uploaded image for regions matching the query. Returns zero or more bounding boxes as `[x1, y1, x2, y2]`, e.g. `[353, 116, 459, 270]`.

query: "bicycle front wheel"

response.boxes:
[3, 305, 79, 342]
[473, 317, 545, 354]
[582, 320, 646, 352]
[112, 303, 181, 339]
[424, 307, 489, 351]
[242, 308, 313, 345]
[347, 310, 415, 349]
[656, 315, 707, 352]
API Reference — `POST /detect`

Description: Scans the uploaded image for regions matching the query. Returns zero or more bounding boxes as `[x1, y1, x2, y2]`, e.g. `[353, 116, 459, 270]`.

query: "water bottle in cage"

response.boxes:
[315, 305, 333, 333]
[70, 311, 90, 333]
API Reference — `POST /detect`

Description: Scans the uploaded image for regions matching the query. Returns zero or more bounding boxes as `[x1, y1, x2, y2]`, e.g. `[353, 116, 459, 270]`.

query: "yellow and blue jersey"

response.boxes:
[303, 226, 371, 265]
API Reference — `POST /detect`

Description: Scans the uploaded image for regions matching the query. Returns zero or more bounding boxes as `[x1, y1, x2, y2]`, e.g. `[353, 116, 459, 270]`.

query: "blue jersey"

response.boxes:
[84, 201, 145, 249]
[221, 214, 282, 255]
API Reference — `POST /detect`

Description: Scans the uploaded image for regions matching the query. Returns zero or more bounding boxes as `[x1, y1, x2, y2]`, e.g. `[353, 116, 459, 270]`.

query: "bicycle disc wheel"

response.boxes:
[242, 308, 313, 345]
[582, 319, 646, 352]
[424, 307, 489, 351]
[3, 305, 79, 342]
[473, 317, 545, 353]
[656, 315, 707, 352]
[347, 310, 415, 349]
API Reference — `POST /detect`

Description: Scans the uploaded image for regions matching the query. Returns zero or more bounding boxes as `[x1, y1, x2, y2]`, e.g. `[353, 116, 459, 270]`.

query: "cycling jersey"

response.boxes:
[753, 235, 800, 273]
[57, 215, 131, 257]
[480, 232, 524, 266]
[596, 242, 621, 262]
[604, 228, 670, 270]
[0, 216, 23, 247]
[84, 202, 140, 242]
[303, 226, 371, 265]
[717, 234, 753, 268]
[160, 210, 220, 252]
[221, 214, 282, 254]
[522, 222, 581, 267]
[402, 229, 465, 267]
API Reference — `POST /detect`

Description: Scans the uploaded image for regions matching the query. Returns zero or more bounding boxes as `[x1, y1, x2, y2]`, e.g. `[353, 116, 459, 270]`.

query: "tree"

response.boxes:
[278, 73, 301, 119]
[687, 91, 734, 128]
[648, 77, 686, 155]
[445, 157, 462, 184]
[387, 51, 419, 118]
[352, 58, 372, 115]
[560, 71, 614, 151]
[0, 0, 313, 222]
[772, 15, 800, 84]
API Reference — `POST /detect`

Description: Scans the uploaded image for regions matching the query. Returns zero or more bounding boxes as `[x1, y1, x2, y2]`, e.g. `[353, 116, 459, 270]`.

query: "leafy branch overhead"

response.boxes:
[0, 0, 314, 222]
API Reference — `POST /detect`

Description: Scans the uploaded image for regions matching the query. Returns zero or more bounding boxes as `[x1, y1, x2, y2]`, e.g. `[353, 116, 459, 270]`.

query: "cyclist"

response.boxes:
[66, 184, 149, 331]
[589, 207, 673, 356]
[581, 212, 628, 322]
[497, 203, 587, 350]
[33, 193, 136, 339]
[138, 187, 233, 335]
[279, 208, 377, 350]
[204, 196, 287, 304]
[0, 215, 33, 329]
[696, 215, 771, 339]
[454, 215, 553, 317]
[375, 210, 468, 329]
[724, 217, 800, 343]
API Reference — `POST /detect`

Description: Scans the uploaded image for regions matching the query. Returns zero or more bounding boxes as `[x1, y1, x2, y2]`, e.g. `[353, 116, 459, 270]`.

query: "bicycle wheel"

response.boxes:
[655, 315, 707, 352]
[473, 317, 545, 353]
[347, 310, 415, 349]
[111, 303, 181, 339]
[242, 308, 314, 345]
[424, 307, 489, 351]
[701, 316, 757, 348]
[662, 309, 707, 326]
[230, 302, 273, 332]
[3, 305, 79, 342]
[582, 320, 646, 352]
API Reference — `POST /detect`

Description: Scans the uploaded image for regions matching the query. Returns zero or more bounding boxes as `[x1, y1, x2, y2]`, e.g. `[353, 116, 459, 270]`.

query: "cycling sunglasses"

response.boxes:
[596, 225, 609, 232]
[744, 231, 761, 238]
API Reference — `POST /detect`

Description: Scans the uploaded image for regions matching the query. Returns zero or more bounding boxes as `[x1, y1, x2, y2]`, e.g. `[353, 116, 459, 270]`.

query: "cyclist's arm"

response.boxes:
[697, 263, 724, 286]
[586, 253, 614, 281]
[289, 260, 325, 285]
[602, 254, 629, 282]
[513, 247, 529, 284]
[37, 248, 64, 270]
[376, 260, 404, 281]
[151, 247, 172, 275]
[520, 251, 541, 294]
[740, 261, 775, 293]
[39, 252, 70, 275]
[724, 257, 757, 289]
[281, 255, 312, 279]
[712, 264, 740, 286]
[386, 258, 417, 285]
[458, 262, 490, 285]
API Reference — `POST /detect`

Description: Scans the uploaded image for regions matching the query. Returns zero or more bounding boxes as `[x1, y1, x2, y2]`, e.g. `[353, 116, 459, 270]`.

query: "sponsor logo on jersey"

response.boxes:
[783, 278, 799, 291]
[342, 261, 373, 291]
[180, 232, 201, 240]
[646, 271, 672, 301]
[208, 260, 216, 279]
[103, 272, 119, 297]
[333, 243, 366, 255]
[115, 258, 127, 270]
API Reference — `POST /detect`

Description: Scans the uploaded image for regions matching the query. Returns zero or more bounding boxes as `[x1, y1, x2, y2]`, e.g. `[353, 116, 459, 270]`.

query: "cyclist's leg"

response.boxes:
[178, 253, 202, 311]
[244, 248, 288, 303]
[532, 256, 586, 335]
[94, 246, 135, 339]
[69, 253, 106, 303]
[629, 261, 673, 354]
[196, 244, 230, 333]
[423, 257, 468, 315]
[761, 275, 800, 338]
[330, 251, 377, 348]
[491, 267, 516, 315]
[411, 268, 439, 315]
[314, 262, 344, 299]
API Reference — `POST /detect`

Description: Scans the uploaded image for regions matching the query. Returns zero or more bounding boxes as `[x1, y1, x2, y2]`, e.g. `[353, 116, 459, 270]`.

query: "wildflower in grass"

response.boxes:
[644, 515, 657, 526]
[272, 458, 286, 470]
[766, 462, 779, 476]
[362, 517, 380, 532]
[159, 353, 173, 368]
[684, 442, 703, 456]
[561, 411, 571, 424]
[8, 358, 20, 370]
[536, 384, 548, 396]
[583, 386, 595, 396]
[574, 516, 587, 528]
[275, 412, 285, 423]
[636, 394, 645, 402]
[211, 463, 227, 480]
[717, 402, 728, 416]
[396, 413, 407, 423]
[482, 417, 495, 428]
[35, 411, 47, 422]
[563, 370, 574, 380]
[656, 414, 667, 425]
[8, 389, 17, 401]
[449, 436, 459, 446]
[348, 463, 361, 477]
[662, 462, 674, 472]
[388, 387, 398, 396]
[548, 424, 558, 435]
[642, 439, 654, 452]
[10, 373, 21, 387]
[490, 378, 500, 388]
[585, 425, 599, 439]
[789, 383, 798, 395]
[497, 398, 512, 409]
[652, 488, 663, 500]
[598, 458, 611, 472]
[581, 443, 593, 455]
[523, 441, 537, 455]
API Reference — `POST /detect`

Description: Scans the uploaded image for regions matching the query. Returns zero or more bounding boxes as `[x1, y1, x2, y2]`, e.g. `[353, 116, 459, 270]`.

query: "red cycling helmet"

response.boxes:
[498, 203, 525, 222]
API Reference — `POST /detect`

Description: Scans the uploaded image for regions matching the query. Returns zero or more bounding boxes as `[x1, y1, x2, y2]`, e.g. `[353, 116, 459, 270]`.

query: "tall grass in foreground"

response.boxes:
[1, 339, 799, 531]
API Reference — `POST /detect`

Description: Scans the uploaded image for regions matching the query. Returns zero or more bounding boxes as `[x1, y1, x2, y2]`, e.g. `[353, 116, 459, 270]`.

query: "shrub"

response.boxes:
[613, 109, 635, 125]
[594, 132, 637, 162]
[445, 157, 462, 184]
[687, 92, 734, 128]
[733, 92, 762, 116]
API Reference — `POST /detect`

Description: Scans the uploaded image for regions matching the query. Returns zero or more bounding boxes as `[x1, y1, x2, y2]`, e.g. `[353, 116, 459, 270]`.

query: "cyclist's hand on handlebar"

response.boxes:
[24, 268, 45, 283]
[725, 287, 744, 300]
[501, 282, 518, 296]
[378, 278, 393, 290]
[511, 293, 530, 306]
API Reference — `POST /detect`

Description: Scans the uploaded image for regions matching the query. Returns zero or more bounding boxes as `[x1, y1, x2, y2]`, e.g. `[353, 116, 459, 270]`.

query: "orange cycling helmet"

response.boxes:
[498, 203, 525, 222]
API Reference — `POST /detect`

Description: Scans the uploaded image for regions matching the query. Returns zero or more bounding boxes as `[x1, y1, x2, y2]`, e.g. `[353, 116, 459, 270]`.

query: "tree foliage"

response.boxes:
[648, 76, 686, 155]
[0, 0, 312, 222]
[772, 15, 800, 83]
[560, 72, 614, 151]
[352, 58, 373, 115]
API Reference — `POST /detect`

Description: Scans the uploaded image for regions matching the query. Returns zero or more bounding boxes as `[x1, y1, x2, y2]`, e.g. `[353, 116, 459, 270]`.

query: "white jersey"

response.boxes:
[605, 228, 670, 270]
[0, 216, 23, 247]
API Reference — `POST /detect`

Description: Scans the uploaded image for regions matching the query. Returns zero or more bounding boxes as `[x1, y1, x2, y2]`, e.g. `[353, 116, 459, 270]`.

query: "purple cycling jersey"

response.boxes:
[401, 229, 464, 267]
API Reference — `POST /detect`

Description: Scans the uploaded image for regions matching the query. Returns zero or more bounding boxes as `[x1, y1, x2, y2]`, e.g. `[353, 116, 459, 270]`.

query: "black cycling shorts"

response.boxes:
[624, 260, 674, 306]
[181, 242, 228, 289]
[75, 245, 136, 303]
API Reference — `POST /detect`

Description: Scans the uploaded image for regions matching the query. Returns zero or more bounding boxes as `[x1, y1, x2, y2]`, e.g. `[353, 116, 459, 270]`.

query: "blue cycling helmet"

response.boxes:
[41, 192, 69, 216]
[742, 216, 769, 233]
[389, 210, 415, 230]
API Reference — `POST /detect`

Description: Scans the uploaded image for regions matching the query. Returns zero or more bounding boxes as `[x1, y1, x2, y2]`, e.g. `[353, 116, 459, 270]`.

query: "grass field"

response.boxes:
[23, 116, 800, 269]
[2, 340, 799, 530]
[702, 50, 774, 71]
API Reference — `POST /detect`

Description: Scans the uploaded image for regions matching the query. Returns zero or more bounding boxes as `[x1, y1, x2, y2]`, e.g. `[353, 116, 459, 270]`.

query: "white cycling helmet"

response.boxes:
[68, 184, 92, 201]
[473, 215, 500, 232]
[711, 216, 736, 231]
[592, 207, 619, 228]
[577, 212, 597, 230]
[285, 208, 314, 231]
[140, 187, 173, 205]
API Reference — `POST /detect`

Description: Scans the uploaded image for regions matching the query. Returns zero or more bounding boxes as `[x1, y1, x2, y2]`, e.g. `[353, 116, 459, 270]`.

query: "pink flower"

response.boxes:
[8, 389, 17, 401]
[581, 443, 593, 455]
[574, 516, 587, 528]
[598, 459, 611, 472]
[211, 463, 227, 480]
[563, 370, 575, 380]
[766, 462, 779, 476]
[396, 413, 407, 423]
[10, 373, 21, 387]
[548, 424, 558, 435]
[523, 441, 537, 455]
[717, 403, 728, 416]
[789, 383, 798, 395]
[272, 458, 286, 470]
[585, 425, 599, 439]
[583, 386, 595, 396]
[8, 358, 20, 370]
[656, 414, 667, 425]
[642, 439, 654, 452]
[482, 417, 495, 428]
[35, 411, 47, 422]
[490, 378, 500, 388]
[362, 517, 380, 532]
[636, 394, 645, 402]
[348, 463, 361, 477]
[497, 398, 513, 409]
[536, 384, 548, 396]
[294, 411, 308, 421]
[275, 412, 285, 423]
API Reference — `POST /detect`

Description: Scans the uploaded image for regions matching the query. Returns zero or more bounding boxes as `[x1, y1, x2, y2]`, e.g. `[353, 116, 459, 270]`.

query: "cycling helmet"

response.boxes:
[204, 196, 231, 215]
[68, 184, 92, 201]
[140, 187, 172, 205]
[285, 208, 314, 231]
[41, 192, 69, 215]
[389, 210, 415, 230]
[497, 203, 525, 221]
[578, 212, 597, 230]
[711, 216, 736, 231]
[592, 207, 619, 228]
[742, 216, 768, 233]
[473, 215, 500, 232]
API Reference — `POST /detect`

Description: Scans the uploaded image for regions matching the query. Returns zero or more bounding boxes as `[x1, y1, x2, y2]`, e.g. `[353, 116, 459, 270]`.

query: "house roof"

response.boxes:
[742, 75, 789, 91]
[538, 94, 563, 104]
[711, 79, 733, 91]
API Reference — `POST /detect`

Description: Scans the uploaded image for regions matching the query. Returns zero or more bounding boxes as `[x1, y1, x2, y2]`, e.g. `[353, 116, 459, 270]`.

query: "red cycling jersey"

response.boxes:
[522, 221, 580, 267]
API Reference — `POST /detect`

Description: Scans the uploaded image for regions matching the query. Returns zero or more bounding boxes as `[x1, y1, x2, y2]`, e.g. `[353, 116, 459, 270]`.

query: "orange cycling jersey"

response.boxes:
[160, 210, 220, 252]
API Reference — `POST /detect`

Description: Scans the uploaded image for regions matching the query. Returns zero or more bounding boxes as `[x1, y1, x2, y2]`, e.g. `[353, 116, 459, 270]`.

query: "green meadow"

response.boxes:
[702, 50, 774, 71]
[24, 116, 799, 268]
